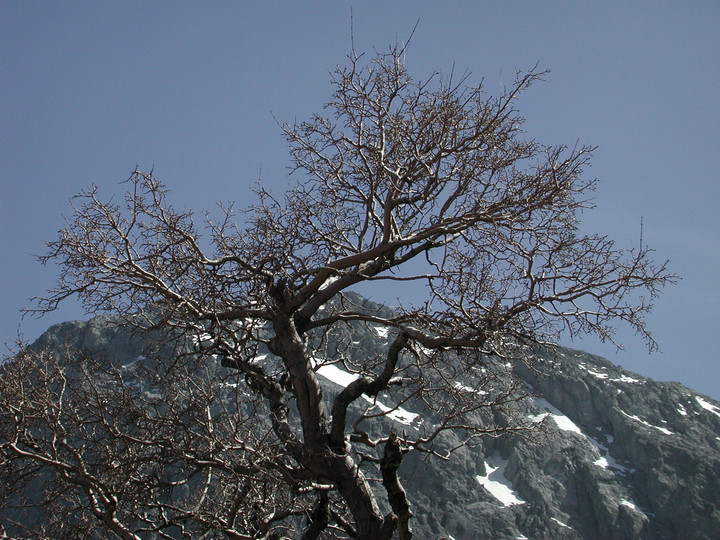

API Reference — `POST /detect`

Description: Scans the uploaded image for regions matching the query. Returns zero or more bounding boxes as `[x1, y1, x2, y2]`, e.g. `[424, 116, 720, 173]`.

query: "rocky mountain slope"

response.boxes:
[3, 312, 719, 539]
[402, 345, 720, 539]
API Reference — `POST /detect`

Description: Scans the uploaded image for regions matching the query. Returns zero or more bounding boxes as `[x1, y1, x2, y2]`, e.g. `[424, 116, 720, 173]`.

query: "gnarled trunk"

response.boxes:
[269, 311, 395, 538]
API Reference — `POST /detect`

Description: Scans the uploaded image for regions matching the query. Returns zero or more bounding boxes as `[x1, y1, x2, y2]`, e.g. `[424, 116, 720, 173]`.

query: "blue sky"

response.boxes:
[2, 2, 718, 398]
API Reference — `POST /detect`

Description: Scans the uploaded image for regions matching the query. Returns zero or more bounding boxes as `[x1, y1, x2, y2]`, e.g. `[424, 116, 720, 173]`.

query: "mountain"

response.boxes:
[402, 346, 720, 539]
[3, 312, 719, 539]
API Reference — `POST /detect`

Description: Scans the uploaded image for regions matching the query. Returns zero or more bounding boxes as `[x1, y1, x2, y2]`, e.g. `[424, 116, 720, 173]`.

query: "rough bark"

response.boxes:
[381, 432, 412, 540]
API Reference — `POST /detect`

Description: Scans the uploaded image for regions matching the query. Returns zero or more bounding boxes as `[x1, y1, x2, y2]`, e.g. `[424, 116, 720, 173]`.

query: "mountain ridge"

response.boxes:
[3, 313, 719, 539]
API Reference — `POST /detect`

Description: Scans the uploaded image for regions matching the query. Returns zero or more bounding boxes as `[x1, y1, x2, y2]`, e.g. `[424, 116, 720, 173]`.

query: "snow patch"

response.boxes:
[551, 517, 573, 530]
[416, 344, 435, 357]
[619, 497, 655, 519]
[315, 362, 360, 388]
[373, 325, 391, 339]
[313, 359, 419, 426]
[532, 398, 583, 434]
[696, 396, 720, 418]
[360, 395, 419, 425]
[584, 366, 609, 379]
[476, 456, 525, 507]
[621, 411, 674, 436]
[615, 374, 641, 383]
[532, 399, 632, 473]
[454, 381, 488, 396]
[594, 456, 611, 468]
[590, 435, 633, 474]
[579, 363, 640, 383]
[620, 498, 653, 518]
[620, 499, 639, 511]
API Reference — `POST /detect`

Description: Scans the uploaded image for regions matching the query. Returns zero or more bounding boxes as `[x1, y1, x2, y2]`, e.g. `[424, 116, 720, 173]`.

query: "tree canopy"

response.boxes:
[2, 45, 673, 539]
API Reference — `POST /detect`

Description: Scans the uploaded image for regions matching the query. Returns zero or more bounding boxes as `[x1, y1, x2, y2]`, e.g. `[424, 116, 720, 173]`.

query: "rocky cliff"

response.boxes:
[402, 346, 720, 539]
[3, 313, 719, 539]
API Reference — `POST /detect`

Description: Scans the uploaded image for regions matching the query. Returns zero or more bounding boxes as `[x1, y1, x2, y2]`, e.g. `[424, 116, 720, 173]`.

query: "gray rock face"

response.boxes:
[4, 315, 720, 539]
[417, 345, 720, 540]
[507, 348, 720, 540]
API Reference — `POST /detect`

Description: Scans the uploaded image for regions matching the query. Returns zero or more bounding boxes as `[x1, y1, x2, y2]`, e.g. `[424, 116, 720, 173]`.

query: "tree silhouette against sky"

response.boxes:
[2, 45, 673, 539]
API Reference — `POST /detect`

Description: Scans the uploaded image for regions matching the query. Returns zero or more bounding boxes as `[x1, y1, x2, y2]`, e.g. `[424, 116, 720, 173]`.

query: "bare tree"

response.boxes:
[0, 344, 299, 539]
[2, 45, 673, 539]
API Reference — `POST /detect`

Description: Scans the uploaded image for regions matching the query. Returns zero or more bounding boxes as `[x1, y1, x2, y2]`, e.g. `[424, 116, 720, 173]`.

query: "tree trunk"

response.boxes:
[381, 432, 412, 540]
[270, 312, 393, 538]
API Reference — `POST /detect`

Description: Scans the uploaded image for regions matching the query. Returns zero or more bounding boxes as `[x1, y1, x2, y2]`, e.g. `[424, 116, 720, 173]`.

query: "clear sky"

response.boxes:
[2, 2, 718, 398]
